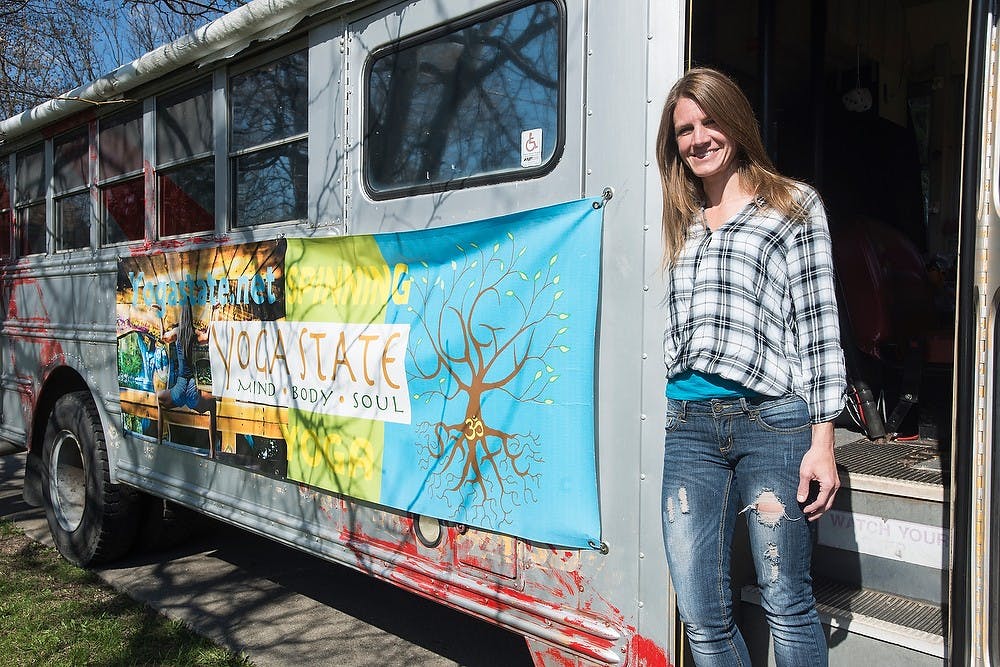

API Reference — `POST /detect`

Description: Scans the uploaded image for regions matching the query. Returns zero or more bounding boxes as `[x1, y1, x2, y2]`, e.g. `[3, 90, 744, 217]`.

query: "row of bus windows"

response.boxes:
[0, 0, 561, 258]
[0, 49, 308, 257]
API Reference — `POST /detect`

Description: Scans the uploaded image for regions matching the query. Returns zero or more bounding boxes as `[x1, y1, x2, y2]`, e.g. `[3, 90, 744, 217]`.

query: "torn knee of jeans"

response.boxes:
[739, 489, 791, 527]
[764, 542, 780, 583]
[666, 496, 676, 523]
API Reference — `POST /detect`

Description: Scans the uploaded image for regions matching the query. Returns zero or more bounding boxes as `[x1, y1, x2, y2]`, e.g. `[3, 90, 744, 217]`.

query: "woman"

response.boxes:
[156, 302, 216, 451]
[657, 68, 846, 666]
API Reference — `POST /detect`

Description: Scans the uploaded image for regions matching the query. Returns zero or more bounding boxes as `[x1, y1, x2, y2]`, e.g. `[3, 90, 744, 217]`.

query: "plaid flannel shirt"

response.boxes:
[663, 185, 847, 423]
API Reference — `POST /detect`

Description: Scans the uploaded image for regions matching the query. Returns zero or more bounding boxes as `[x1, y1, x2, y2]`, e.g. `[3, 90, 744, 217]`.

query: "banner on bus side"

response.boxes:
[115, 197, 603, 548]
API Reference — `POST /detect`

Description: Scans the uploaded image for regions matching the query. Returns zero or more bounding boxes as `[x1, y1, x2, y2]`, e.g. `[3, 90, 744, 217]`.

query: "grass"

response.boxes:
[0, 519, 253, 667]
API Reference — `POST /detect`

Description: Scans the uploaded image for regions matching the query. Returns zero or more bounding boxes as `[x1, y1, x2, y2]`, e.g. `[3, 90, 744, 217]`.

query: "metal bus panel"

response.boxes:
[582, 0, 686, 662]
[335, 1, 675, 663]
[308, 18, 347, 231]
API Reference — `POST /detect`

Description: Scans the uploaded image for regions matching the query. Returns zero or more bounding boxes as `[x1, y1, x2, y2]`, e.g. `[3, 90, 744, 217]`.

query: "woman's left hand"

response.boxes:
[797, 421, 840, 521]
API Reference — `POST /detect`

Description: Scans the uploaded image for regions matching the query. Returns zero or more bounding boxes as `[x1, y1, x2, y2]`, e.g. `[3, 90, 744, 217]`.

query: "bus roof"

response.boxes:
[0, 0, 349, 145]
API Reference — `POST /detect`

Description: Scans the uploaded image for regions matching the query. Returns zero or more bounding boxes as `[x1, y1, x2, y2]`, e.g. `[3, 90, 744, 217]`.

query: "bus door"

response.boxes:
[687, 1, 972, 664]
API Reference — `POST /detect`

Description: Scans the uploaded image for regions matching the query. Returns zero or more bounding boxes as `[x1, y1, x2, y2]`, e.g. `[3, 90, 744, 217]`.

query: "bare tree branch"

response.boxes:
[1, 0, 245, 119]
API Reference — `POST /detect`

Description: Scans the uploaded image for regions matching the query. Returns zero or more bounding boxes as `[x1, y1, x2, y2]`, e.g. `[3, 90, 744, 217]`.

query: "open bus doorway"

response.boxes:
[687, 1, 967, 663]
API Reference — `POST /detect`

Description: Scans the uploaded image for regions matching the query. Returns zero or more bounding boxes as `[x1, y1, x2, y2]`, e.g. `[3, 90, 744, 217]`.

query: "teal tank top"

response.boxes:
[666, 370, 756, 400]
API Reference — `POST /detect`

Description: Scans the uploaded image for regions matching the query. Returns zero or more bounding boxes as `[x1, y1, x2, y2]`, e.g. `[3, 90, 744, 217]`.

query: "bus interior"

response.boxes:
[690, 0, 966, 660]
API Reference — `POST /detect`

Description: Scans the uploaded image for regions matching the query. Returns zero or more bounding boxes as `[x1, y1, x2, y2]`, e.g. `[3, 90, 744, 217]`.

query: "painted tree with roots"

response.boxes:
[407, 230, 569, 527]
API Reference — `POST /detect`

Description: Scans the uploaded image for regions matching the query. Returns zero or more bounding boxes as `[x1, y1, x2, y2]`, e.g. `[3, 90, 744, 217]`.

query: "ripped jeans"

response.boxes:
[661, 395, 827, 667]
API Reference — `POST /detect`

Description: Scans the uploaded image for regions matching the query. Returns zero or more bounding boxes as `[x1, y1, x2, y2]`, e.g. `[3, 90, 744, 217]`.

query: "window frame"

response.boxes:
[0, 155, 12, 259]
[154, 76, 217, 239]
[52, 126, 93, 253]
[14, 143, 47, 257]
[97, 104, 146, 246]
[360, 0, 567, 201]
[227, 44, 309, 229]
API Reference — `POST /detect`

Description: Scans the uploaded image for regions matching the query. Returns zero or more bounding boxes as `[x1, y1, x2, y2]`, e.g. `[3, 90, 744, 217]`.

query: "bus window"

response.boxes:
[99, 106, 145, 244]
[0, 157, 11, 258]
[156, 79, 214, 237]
[229, 49, 308, 228]
[14, 144, 45, 256]
[53, 128, 91, 251]
[364, 0, 562, 197]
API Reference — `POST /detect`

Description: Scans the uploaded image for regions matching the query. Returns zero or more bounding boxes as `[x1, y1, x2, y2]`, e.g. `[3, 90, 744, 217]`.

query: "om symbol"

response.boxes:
[464, 415, 485, 441]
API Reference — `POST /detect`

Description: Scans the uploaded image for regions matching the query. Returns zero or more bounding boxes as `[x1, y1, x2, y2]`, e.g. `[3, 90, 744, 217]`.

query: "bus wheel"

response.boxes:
[42, 391, 140, 567]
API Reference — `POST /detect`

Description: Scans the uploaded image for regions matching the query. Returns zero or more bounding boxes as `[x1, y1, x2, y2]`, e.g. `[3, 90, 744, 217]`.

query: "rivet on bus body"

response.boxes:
[643, 224, 649, 230]
[640, 473, 646, 480]
[640, 413, 647, 420]
[587, 109, 593, 116]
[644, 161, 650, 167]
[587, 169, 592, 175]
[643, 285, 649, 291]
[639, 552, 645, 559]
[638, 601, 644, 608]
[647, 34, 653, 40]
[642, 353, 648, 359]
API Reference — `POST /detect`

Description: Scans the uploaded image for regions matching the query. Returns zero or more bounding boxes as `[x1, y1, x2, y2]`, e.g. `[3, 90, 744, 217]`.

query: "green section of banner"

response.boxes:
[284, 237, 395, 324]
[283, 408, 384, 502]
[283, 239, 391, 499]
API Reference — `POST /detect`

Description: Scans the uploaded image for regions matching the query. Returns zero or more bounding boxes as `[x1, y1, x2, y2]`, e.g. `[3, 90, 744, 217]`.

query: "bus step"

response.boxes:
[835, 437, 946, 501]
[741, 577, 945, 659]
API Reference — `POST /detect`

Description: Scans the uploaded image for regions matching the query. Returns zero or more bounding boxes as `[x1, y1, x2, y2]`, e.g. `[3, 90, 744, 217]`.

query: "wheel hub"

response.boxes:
[49, 430, 87, 533]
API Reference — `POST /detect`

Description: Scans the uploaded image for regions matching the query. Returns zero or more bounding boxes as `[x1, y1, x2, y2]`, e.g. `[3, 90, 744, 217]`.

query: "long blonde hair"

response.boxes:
[656, 67, 807, 265]
[177, 303, 195, 363]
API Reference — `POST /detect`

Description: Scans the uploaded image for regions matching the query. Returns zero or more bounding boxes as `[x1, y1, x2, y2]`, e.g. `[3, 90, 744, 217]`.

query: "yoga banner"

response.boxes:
[116, 197, 603, 547]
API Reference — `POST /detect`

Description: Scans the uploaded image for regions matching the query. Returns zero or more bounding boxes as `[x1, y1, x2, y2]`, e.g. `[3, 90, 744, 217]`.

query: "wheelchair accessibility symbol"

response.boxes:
[520, 128, 542, 167]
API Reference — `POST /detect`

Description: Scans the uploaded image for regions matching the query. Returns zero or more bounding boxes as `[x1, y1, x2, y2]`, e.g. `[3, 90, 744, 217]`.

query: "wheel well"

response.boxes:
[23, 367, 91, 507]
[29, 367, 89, 455]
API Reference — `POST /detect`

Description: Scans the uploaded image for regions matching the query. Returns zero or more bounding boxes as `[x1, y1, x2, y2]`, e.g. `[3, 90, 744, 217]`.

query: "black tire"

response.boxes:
[41, 390, 140, 567]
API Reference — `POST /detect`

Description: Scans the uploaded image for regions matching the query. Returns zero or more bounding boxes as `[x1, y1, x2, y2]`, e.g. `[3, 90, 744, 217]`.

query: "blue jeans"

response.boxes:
[661, 395, 827, 667]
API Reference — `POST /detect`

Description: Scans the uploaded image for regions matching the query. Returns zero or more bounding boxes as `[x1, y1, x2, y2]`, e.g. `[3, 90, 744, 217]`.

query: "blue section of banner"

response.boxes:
[377, 198, 603, 547]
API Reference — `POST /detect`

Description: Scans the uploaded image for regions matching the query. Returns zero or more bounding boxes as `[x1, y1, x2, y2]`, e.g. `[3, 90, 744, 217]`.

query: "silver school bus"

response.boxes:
[0, 0, 996, 664]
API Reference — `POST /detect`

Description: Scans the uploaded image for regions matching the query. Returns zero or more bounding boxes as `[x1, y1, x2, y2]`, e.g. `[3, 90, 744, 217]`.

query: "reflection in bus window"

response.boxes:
[230, 50, 308, 227]
[159, 160, 214, 237]
[365, 0, 561, 195]
[21, 203, 46, 256]
[0, 158, 11, 258]
[99, 107, 145, 244]
[54, 128, 91, 251]
[156, 80, 214, 237]
[15, 144, 45, 256]
[55, 193, 90, 250]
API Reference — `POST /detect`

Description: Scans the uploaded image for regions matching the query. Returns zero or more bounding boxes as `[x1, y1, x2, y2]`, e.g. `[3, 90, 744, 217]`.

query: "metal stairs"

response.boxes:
[738, 434, 948, 666]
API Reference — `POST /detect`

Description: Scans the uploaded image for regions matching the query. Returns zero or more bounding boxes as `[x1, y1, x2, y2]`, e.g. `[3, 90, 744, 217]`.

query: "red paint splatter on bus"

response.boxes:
[628, 633, 670, 667]
[530, 645, 576, 666]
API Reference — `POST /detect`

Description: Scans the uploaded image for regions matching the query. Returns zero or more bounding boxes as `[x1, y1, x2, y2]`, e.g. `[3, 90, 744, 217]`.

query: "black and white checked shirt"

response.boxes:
[663, 185, 847, 423]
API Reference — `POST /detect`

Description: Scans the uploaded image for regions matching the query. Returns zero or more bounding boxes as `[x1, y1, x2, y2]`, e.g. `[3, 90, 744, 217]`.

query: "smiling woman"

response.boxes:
[656, 67, 845, 667]
[672, 98, 736, 187]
